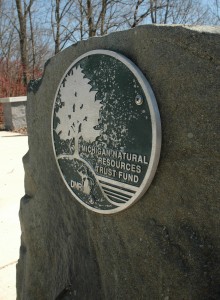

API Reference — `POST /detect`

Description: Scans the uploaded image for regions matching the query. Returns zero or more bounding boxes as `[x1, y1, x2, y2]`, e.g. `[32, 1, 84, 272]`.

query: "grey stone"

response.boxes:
[17, 25, 220, 300]
[0, 98, 27, 130]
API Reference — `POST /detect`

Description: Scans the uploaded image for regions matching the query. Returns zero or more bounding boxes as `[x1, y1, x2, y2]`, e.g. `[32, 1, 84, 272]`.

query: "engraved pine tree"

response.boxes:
[55, 66, 102, 158]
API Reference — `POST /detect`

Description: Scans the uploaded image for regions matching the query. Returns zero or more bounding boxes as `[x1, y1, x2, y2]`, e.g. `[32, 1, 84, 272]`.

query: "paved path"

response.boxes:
[0, 131, 28, 300]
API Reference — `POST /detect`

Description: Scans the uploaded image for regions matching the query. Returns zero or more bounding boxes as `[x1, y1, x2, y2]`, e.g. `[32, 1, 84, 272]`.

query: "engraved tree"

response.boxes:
[55, 66, 102, 158]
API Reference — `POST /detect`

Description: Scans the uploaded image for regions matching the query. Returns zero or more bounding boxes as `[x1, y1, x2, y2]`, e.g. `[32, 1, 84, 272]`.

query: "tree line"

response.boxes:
[0, 0, 219, 97]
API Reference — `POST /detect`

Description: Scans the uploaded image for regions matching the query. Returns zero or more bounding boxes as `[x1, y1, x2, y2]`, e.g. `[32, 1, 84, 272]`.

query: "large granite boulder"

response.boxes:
[17, 25, 220, 299]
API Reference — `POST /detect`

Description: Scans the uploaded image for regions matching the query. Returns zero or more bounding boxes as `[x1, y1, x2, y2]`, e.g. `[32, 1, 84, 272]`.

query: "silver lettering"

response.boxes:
[132, 154, 137, 162]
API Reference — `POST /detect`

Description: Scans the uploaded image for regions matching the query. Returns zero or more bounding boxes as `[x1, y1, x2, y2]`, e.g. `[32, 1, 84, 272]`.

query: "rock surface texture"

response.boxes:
[17, 25, 220, 300]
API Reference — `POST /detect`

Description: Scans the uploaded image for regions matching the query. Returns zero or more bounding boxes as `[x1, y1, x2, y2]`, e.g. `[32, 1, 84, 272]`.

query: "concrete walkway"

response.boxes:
[0, 131, 28, 300]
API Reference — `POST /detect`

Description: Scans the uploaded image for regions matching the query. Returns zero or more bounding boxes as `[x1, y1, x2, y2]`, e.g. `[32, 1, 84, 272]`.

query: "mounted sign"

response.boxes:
[52, 50, 161, 214]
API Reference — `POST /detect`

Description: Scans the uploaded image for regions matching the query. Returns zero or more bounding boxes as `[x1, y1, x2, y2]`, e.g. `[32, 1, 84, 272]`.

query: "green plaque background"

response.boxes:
[52, 50, 161, 213]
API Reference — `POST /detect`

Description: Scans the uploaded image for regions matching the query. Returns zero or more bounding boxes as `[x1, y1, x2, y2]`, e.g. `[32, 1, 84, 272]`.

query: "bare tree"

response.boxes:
[131, 0, 167, 27]
[86, 0, 113, 37]
[77, 0, 86, 40]
[15, 0, 35, 86]
[167, 0, 210, 25]
[76, 0, 130, 38]
[51, 0, 77, 54]
[126, 0, 211, 28]
[208, 0, 220, 24]
[0, 2, 16, 61]
[215, 0, 220, 21]
[0, 0, 22, 96]
[0, 0, 52, 94]
[26, 2, 53, 77]
[0, 0, 217, 96]
[28, 5, 36, 79]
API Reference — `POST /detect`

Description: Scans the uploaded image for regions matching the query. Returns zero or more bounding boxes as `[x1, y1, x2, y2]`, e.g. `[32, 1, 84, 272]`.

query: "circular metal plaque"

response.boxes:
[52, 50, 161, 214]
